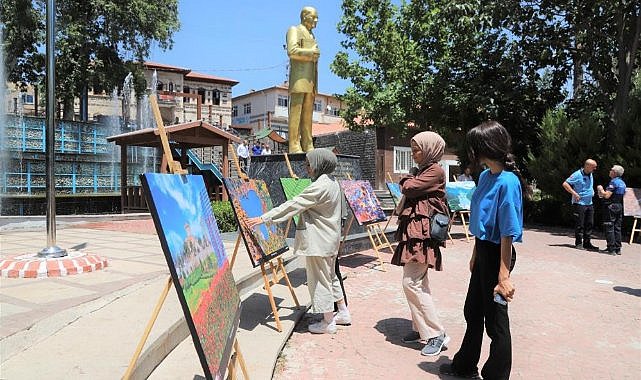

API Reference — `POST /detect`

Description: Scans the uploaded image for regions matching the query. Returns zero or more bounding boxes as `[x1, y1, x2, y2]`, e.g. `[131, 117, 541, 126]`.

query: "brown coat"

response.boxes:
[392, 163, 448, 269]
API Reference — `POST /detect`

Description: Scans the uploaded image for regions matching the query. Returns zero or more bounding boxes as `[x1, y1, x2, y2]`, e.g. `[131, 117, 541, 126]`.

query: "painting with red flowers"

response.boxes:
[340, 180, 387, 225]
[142, 173, 241, 380]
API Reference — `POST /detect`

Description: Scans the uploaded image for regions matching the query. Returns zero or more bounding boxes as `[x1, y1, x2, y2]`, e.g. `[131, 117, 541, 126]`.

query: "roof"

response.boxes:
[232, 83, 341, 101]
[107, 120, 241, 147]
[231, 124, 253, 130]
[312, 121, 349, 136]
[144, 62, 238, 86]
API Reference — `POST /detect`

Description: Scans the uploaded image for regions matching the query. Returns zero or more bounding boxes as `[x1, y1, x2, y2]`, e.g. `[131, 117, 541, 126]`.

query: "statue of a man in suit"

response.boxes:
[286, 6, 320, 153]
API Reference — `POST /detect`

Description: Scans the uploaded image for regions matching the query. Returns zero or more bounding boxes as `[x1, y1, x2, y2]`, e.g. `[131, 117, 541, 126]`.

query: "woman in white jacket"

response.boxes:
[247, 149, 350, 334]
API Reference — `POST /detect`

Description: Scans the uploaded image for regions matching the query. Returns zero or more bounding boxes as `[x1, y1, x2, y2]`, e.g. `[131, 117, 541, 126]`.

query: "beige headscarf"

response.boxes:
[307, 148, 337, 180]
[411, 131, 446, 169]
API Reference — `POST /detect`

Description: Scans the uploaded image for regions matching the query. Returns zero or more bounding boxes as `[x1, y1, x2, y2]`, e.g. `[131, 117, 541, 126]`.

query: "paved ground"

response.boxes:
[1, 218, 639, 379]
[274, 227, 641, 379]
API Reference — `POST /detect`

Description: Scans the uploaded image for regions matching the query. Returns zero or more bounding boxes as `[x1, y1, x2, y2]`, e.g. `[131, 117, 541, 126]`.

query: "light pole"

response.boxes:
[38, 0, 66, 258]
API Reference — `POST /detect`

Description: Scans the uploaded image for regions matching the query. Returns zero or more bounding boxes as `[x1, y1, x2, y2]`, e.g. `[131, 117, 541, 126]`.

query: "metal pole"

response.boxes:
[39, 0, 66, 257]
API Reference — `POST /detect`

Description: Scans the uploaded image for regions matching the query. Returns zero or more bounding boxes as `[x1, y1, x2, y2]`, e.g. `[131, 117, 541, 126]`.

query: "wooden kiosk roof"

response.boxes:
[107, 120, 241, 147]
[107, 120, 240, 211]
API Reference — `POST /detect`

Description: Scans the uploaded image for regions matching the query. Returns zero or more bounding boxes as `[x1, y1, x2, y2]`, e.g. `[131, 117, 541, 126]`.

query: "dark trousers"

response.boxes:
[333, 255, 347, 311]
[604, 203, 623, 251]
[239, 157, 248, 173]
[452, 239, 516, 380]
[573, 204, 594, 245]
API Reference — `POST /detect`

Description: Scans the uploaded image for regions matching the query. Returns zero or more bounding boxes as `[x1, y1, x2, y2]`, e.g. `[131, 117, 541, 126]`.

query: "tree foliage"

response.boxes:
[1, 0, 179, 118]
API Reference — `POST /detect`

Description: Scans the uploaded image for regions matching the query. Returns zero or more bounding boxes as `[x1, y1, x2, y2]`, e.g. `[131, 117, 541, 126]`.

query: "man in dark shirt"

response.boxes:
[597, 165, 626, 255]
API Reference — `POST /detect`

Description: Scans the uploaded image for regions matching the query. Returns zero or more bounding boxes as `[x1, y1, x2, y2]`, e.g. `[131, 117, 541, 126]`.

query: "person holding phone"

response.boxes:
[440, 121, 526, 380]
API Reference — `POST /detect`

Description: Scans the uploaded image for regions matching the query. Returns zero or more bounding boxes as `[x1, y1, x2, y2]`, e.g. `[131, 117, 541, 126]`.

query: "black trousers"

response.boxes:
[573, 204, 594, 244]
[604, 203, 623, 251]
[452, 239, 516, 380]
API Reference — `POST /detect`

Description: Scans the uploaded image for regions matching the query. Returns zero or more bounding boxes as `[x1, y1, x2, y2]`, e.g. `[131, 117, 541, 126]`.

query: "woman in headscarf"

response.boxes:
[247, 149, 350, 334]
[392, 131, 450, 356]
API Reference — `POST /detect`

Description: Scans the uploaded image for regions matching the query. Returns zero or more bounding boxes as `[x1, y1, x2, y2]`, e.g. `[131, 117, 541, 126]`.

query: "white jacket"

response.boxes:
[261, 174, 341, 257]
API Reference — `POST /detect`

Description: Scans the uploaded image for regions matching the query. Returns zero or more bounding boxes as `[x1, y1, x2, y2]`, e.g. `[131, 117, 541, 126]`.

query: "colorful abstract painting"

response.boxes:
[623, 188, 641, 217]
[279, 177, 312, 225]
[445, 181, 476, 211]
[386, 182, 402, 206]
[223, 178, 289, 267]
[141, 173, 240, 380]
[340, 180, 387, 225]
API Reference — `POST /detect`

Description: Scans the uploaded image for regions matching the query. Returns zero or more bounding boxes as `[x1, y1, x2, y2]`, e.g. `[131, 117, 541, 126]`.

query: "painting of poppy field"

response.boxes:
[141, 173, 240, 380]
[223, 178, 289, 267]
[340, 180, 387, 226]
[279, 177, 312, 226]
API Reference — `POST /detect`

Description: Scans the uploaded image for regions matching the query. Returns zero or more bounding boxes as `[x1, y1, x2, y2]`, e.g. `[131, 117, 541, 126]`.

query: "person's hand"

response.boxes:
[246, 217, 264, 229]
[597, 185, 604, 191]
[409, 167, 419, 176]
[572, 192, 580, 202]
[494, 277, 515, 302]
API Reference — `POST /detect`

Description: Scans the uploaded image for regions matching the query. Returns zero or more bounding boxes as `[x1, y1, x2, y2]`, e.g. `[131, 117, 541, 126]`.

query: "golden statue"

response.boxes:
[286, 6, 320, 153]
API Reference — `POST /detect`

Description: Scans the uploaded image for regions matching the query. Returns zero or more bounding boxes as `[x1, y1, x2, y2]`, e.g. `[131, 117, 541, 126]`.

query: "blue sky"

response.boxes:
[148, 1, 351, 97]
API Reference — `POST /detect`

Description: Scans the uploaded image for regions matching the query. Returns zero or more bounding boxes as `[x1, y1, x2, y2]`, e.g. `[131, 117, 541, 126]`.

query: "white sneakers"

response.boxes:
[334, 310, 352, 325]
[307, 311, 352, 334]
[308, 319, 337, 334]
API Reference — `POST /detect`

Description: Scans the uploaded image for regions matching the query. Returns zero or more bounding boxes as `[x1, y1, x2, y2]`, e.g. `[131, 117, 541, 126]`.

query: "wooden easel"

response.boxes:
[124, 95, 249, 380]
[226, 148, 300, 332]
[342, 173, 393, 271]
[630, 217, 640, 244]
[453, 210, 471, 242]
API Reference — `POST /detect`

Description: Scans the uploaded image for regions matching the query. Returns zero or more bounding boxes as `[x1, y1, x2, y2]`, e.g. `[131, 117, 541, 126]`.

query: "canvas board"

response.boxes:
[141, 173, 240, 380]
[385, 182, 402, 206]
[223, 178, 289, 267]
[623, 188, 641, 217]
[340, 180, 387, 226]
[445, 181, 476, 211]
[279, 177, 312, 225]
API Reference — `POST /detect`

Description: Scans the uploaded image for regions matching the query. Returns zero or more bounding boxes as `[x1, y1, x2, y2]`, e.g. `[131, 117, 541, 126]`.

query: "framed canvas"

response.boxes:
[141, 173, 240, 380]
[279, 177, 312, 225]
[445, 181, 476, 211]
[623, 188, 641, 217]
[386, 182, 402, 206]
[340, 180, 387, 226]
[223, 178, 289, 267]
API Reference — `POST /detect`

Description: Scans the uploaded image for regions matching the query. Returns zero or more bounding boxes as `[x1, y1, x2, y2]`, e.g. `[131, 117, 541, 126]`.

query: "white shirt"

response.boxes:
[236, 144, 249, 158]
[261, 174, 341, 257]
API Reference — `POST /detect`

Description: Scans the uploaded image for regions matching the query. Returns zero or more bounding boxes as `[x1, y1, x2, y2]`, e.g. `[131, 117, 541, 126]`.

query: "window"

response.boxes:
[329, 107, 340, 116]
[277, 95, 288, 107]
[314, 101, 322, 112]
[168, 82, 174, 92]
[183, 86, 190, 103]
[21, 94, 34, 104]
[198, 88, 206, 104]
[243, 103, 251, 114]
[212, 90, 221, 106]
[156, 81, 164, 92]
[232, 105, 238, 117]
[393, 146, 413, 174]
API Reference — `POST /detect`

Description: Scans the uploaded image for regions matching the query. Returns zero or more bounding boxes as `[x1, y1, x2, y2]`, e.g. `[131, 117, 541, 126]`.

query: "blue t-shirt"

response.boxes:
[565, 169, 594, 205]
[469, 169, 523, 244]
[606, 177, 626, 195]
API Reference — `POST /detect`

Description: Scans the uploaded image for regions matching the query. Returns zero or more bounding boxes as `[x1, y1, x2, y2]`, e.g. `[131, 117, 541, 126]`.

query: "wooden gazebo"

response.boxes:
[107, 121, 241, 212]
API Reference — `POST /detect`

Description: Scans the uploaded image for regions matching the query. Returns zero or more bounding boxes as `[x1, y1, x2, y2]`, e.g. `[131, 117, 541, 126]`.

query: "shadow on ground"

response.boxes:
[613, 286, 641, 297]
[418, 356, 456, 379]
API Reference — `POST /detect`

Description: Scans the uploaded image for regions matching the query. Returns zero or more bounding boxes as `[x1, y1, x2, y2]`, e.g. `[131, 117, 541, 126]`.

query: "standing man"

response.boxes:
[286, 6, 320, 153]
[562, 159, 599, 250]
[236, 140, 249, 172]
[597, 165, 626, 255]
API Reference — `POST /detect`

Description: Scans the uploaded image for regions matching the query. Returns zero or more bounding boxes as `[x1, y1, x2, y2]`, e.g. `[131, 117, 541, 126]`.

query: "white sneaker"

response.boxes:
[334, 311, 352, 325]
[308, 319, 337, 334]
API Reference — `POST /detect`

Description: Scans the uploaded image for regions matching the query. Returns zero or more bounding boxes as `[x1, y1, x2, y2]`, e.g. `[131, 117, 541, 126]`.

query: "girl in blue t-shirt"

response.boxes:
[440, 121, 527, 380]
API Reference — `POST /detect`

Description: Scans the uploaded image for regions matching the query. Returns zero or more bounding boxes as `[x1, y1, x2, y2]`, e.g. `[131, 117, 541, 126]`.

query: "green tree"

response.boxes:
[1, 0, 179, 119]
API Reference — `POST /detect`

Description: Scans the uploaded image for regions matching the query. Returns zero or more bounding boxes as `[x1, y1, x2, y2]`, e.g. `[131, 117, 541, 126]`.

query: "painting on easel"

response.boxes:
[386, 182, 402, 206]
[623, 188, 641, 217]
[340, 180, 387, 225]
[279, 177, 312, 225]
[223, 178, 289, 267]
[445, 181, 476, 211]
[141, 173, 241, 380]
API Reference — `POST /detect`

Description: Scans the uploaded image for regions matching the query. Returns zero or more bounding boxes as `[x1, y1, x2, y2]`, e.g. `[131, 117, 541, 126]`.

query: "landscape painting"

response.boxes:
[141, 173, 240, 380]
[340, 180, 387, 225]
[446, 181, 476, 211]
[279, 177, 312, 225]
[223, 178, 289, 267]
[386, 182, 402, 206]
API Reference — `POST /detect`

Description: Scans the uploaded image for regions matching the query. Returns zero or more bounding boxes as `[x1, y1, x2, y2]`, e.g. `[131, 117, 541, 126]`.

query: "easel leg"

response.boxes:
[123, 276, 173, 380]
[460, 211, 470, 242]
[630, 217, 639, 244]
[278, 257, 301, 308]
[234, 339, 250, 379]
[261, 263, 283, 332]
[230, 234, 241, 269]
[366, 225, 386, 271]
[376, 223, 394, 251]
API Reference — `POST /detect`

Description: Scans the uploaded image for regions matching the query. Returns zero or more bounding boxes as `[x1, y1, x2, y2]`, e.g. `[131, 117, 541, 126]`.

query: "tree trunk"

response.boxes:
[63, 97, 75, 120]
[613, 10, 641, 128]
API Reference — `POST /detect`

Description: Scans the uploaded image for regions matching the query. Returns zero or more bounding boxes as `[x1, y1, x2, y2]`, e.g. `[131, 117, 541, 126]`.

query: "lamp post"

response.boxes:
[38, 0, 66, 258]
